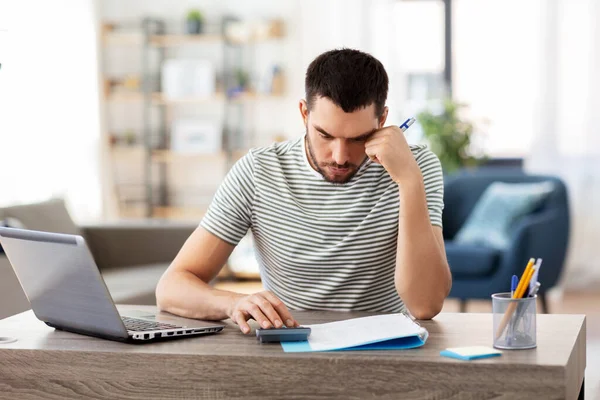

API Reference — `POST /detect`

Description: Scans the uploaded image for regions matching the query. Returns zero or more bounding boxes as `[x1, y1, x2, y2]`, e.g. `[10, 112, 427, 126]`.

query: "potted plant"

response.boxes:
[235, 68, 250, 91]
[185, 9, 204, 35]
[417, 99, 488, 175]
[226, 69, 251, 98]
[123, 129, 137, 146]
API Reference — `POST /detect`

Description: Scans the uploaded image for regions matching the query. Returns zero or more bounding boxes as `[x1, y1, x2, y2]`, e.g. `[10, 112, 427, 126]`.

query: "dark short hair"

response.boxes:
[305, 48, 389, 117]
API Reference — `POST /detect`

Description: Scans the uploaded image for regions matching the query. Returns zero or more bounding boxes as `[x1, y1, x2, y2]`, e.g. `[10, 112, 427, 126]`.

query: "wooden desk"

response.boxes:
[0, 306, 586, 399]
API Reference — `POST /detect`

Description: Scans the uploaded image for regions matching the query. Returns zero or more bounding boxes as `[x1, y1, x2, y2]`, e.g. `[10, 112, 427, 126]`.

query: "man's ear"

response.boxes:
[379, 106, 389, 128]
[299, 99, 309, 126]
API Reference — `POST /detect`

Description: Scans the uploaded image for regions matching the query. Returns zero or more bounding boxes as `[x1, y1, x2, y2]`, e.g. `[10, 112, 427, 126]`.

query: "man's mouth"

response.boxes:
[329, 166, 350, 175]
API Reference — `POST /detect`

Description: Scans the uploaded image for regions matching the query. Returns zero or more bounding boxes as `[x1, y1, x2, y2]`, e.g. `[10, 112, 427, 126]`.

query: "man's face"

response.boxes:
[300, 97, 387, 184]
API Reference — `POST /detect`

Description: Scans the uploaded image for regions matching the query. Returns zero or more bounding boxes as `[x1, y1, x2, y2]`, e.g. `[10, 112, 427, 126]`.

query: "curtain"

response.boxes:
[526, 0, 600, 289]
[0, 0, 103, 222]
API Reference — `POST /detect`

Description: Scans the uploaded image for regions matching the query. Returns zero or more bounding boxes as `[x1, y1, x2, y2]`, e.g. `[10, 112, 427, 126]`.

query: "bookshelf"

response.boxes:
[101, 17, 286, 220]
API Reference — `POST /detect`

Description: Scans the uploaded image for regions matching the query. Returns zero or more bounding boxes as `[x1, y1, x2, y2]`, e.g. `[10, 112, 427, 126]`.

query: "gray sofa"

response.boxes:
[0, 198, 197, 319]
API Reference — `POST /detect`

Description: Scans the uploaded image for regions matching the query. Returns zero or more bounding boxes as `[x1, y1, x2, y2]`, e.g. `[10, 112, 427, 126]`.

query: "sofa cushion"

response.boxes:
[101, 263, 169, 305]
[445, 241, 502, 278]
[0, 218, 27, 255]
[0, 198, 80, 235]
[453, 181, 555, 250]
[0, 256, 31, 319]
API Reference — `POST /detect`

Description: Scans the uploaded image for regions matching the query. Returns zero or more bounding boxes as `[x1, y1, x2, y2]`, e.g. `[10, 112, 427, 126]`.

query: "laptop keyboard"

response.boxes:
[121, 316, 182, 332]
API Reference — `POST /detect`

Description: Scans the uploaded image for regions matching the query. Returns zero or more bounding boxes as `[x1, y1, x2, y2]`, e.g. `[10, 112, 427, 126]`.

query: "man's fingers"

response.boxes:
[365, 145, 375, 157]
[250, 296, 282, 328]
[233, 310, 251, 334]
[262, 291, 297, 327]
[365, 146, 381, 164]
[232, 292, 300, 332]
[245, 303, 272, 329]
[365, 136, 388, 147]
[366, 129, 390, 143]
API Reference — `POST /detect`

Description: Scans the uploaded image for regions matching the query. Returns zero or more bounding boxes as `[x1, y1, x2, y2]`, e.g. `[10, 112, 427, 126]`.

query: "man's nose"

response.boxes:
[332, 140, 350, 166]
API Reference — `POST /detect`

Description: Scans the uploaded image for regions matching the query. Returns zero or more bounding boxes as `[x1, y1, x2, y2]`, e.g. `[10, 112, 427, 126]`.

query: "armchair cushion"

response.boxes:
[445, 241, 502, 278]
[453, 181, 555, 250]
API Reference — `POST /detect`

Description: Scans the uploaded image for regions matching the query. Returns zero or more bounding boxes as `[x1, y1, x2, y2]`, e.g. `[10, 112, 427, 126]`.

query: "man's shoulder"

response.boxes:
[409, 144, 442, 174]
[409, 143, 430, 157]
[248, 137, 303, 162]
[410, 144, 438, 162]
[228, 137, 302, 180]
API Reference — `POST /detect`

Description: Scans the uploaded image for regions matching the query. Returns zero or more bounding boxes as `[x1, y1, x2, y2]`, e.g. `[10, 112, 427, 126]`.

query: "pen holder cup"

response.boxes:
[492, 292, 537, 350]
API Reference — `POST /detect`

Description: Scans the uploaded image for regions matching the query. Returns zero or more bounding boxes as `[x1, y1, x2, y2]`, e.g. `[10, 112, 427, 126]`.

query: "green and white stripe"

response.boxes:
[201, 136, 444, 312]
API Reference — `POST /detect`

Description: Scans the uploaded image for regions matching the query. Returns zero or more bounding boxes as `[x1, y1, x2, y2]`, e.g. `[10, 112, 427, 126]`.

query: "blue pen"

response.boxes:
[400, 117, 416, 132]
[369, 118, 416, 164]
[507, 274, 519, 345]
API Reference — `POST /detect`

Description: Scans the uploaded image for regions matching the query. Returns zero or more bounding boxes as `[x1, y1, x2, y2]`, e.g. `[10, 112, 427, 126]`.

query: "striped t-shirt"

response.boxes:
[200, 135, 444, 313]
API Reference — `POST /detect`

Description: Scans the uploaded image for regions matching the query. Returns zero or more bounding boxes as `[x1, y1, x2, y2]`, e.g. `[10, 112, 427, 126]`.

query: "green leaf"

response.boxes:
[416, 98, 487, 174]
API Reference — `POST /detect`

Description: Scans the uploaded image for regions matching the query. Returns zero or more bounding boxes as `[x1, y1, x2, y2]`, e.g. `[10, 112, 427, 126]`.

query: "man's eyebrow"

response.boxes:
[353, 129, 377, 141]
[313, 125, 333, 137]
[313, 125, 377, 140]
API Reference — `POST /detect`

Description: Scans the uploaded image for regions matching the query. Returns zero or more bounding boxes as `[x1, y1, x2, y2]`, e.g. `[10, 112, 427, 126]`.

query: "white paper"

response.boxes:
[304, 313, 427, 351]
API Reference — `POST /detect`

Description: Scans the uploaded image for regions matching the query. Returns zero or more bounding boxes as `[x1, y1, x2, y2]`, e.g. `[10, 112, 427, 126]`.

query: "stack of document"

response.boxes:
[281, 313, 429, 353]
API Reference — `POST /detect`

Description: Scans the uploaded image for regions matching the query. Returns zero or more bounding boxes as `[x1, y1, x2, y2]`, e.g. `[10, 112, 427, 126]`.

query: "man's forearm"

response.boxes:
[395, 179, 451, 319]
[156, 269, 244, 321]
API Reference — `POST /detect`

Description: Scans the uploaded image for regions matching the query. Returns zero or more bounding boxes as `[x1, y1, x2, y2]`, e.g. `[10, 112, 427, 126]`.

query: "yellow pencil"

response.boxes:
[495, 258, 536, 340]
[516, 265, 536, 299]
[513, 258, 535, 298]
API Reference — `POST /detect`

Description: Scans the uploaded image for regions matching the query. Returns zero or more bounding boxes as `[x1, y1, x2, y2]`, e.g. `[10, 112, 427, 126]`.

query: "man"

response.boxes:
[156, 49, 451, 334]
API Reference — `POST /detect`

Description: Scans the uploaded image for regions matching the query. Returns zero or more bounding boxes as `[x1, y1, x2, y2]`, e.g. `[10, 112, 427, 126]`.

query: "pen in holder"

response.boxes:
[492, 292, 537, 350]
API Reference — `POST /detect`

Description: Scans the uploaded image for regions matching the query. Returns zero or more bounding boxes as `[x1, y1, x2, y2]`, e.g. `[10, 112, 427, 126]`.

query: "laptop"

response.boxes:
[0, 227, 225, 343]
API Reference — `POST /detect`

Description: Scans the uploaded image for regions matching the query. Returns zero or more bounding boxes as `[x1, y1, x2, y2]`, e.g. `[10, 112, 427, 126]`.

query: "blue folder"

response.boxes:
[282, 333, 426, 352]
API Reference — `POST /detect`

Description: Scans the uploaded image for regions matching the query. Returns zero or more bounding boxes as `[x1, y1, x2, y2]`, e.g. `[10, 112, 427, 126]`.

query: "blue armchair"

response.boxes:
[443, 169, 570, 313]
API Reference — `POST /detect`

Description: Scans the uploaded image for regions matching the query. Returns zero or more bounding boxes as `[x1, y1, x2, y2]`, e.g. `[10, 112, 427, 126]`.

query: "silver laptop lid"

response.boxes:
[0, 227, 128, 339]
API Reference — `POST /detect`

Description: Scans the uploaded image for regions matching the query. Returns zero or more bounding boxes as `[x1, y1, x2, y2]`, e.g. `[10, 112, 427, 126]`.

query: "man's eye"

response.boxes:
[319, 133, 333, 140]
[351, 137, 368, 143]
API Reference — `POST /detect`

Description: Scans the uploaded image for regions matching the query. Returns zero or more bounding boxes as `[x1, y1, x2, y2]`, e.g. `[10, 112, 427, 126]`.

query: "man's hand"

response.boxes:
[365, 126, 421, 184]
[228, 291, 300, 334]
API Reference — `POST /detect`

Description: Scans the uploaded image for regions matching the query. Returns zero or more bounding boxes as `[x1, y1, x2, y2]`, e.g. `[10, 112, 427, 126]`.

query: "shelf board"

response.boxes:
[152, 149, 247, 163]
[117, 205, 148, 219]
[229, 92, 285, 103]
[109, 148, 247, 162]
[109, 145, 145, 155]
[107, 92, 144, 102]
[152, 206, 207, 220]
[150, 92, 226, 105]
[102, 33, 284, 47]
[153, 92, 285, 105]
[152, 150, 226, 162]
[106, 91, 284, 105]
[107, 92, 224, 104]
[117, 205, 208, 221]
[148, 34, 285, 47]
[149, 34, 224, 46]
[102, 32, 144, 46]
[107, 92, 223, 104]
[102, 33, 224, 47]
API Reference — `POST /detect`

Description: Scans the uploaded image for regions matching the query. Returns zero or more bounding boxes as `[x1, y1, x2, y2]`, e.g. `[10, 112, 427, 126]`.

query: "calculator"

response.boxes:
[255, 326, 311, 343]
